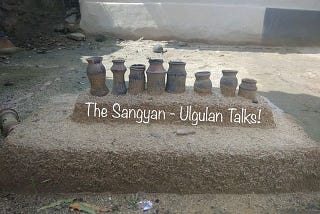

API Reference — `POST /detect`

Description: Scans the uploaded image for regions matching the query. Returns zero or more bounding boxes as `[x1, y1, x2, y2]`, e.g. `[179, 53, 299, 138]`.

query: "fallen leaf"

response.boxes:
[70, 202, 112, 213]
[38, 198, 76, 211]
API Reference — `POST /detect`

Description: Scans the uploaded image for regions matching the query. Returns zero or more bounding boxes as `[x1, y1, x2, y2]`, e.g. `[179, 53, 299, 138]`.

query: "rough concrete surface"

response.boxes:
[0, 93, 319, 194]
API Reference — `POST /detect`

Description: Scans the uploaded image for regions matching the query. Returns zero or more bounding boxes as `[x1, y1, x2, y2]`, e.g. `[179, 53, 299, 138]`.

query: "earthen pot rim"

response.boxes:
[222, 70, 238, 75]
[86, 56, 103, 64]
[149, 58, 164, 64]
[242, 78, 257, 84]
[130, 64, 146, 71]
[0, 108, 20, 121]
[112, 59, 125, 63]
[169, 61, 186, 65]
[195, 71, 211, 77]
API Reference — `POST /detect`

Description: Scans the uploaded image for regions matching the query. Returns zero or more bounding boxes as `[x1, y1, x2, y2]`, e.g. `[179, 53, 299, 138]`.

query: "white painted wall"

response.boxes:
[79, 0, 320, 44]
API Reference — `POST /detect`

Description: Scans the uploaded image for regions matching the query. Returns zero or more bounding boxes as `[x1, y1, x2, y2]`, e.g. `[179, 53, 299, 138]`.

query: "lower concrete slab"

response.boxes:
[0, 94, 319, 193]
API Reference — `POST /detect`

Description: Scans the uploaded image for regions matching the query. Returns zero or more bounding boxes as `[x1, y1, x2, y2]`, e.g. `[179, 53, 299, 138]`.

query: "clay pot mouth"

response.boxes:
[149, 58, 164, 64]
[169, 61, 186, 65]
[242, 78, 257, 84]
[86, 56, 103, 64]
[130, 64, 146, 71]
[112, 59, 125, 63]
[0, 108, 20, 121]
[195, 71, 211, 78]
[222, 70, 238, 75]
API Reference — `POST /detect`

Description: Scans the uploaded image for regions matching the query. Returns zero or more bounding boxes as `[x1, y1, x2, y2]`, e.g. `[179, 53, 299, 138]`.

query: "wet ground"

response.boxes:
[0, 37, 320, 213]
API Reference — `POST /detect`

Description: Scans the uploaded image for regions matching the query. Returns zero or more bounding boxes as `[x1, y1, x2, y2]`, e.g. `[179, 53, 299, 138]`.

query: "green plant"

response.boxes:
[126, 193, 140, 210]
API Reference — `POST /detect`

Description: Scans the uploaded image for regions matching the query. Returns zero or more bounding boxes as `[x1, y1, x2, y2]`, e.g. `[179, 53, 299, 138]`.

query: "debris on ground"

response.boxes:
[3, 81, 14, 86]
[67, 33, 86, 41]
[95, 35, 107, 42]
[70, 202, 112, 213]
[0, 36, 15, 49]
[177, 41, 188, 47]
[38, 198, 76, 211]
[0, 56, 10, 64]
[65, 23, 80, 33]
[36, 48, 47, 54]
[153, 44, 166, 53]
[54, 24, 65, 33]
[38, 198, 112, 214]
[175, 129, 196, 136]
[139, 200, 153, 211]
[0, 34, 24, 55]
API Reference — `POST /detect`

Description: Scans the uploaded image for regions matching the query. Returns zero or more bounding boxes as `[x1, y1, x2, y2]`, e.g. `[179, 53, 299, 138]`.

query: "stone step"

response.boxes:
[0, 94, 319, 193]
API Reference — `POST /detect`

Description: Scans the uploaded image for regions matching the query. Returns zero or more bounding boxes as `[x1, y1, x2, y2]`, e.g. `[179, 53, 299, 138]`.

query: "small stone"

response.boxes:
[252, 99, 259, 104]
[54, 24, 65, 32]
[65, 24, 80, 33]
[155, 199, 160, 203]
[153, 44, 164, 53]
[0, 37, 15, 49]
[177, 41, 188, 47]
[150, 132, 161, 138]
[65, 14, 78, 24]
[4, 81, 14, 86]
[36, 48, 47, 54]
[67, 33, 86, 41]
[95, 35, 106, 42]
[175, 129, 196, 136]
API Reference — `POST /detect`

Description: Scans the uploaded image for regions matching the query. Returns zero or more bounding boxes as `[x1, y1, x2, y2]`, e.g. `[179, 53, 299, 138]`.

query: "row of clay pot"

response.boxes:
[86, 56, 257, 100]
[193, 71, 257, 100]
[86, 57, 188, 96]
[219, 70, 258, 100]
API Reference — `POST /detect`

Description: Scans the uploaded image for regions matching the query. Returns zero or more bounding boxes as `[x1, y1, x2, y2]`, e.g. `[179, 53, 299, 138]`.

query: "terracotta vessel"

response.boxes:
[220, 70, 238, 97]
[238, 78, 258, 100]
[111, 59, 127, 95]
[194, 71, 212, 95]
[146, 59, 166, 95]
[128, 64, 146, 95]
[86, 56, 109, 97]
[0, 109, 20, 137]
[166, 61, 187, 93]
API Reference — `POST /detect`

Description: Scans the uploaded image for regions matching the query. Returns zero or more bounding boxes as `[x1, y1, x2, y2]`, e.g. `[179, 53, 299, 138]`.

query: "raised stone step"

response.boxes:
[0, 94, 319, 193]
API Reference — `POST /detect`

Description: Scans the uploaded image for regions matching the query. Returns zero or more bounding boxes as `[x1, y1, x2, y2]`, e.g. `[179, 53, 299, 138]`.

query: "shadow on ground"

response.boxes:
[165, 41, 320, 54]
[260, 91, 320, 142]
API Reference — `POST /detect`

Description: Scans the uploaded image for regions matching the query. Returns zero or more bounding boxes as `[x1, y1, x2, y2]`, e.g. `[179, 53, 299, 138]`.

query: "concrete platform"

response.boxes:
[0, 93, 319, 194]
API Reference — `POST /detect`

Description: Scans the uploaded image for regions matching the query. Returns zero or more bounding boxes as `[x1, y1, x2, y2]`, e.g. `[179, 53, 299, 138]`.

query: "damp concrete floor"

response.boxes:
[0, 37, 320, 213]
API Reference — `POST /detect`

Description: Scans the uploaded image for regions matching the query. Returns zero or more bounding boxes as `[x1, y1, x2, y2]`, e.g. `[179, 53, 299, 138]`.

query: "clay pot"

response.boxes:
[0, 109, 20, 137]
[146, 59, 167, 95]
[86, 56, 109, 97]
[238, 78, 258, 100]
[166, 61, 187, 93]
[194, 71, 212, 95]
[111, 59, 127, 95]
[128, 64, 146, 95]
[220, 70, 238, 97]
